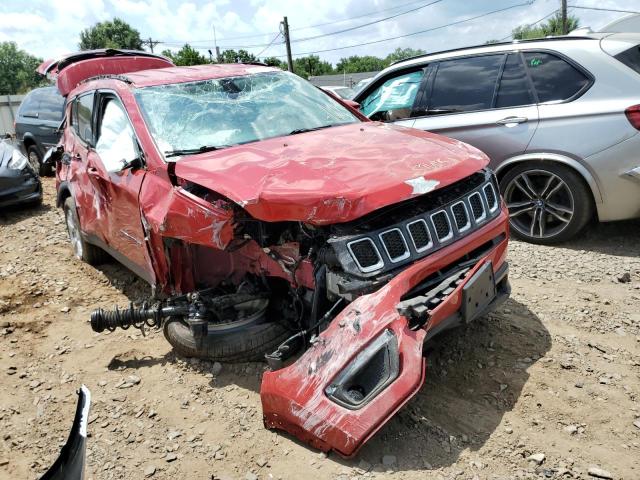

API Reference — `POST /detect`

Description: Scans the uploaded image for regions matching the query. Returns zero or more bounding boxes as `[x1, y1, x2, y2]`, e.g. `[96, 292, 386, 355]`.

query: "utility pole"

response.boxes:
[144, 37, 160, 53]
[561, 0, 568, 35]
[282, 16, 293, 72]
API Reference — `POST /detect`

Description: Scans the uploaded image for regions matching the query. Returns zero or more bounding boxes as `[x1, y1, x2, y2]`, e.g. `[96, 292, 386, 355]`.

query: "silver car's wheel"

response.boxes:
[500, 162, 593, 244]
[504, 169, 575, 240]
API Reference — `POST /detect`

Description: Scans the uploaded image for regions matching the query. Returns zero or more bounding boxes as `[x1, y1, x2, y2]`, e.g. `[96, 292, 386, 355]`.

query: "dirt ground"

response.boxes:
[1, 178, 639, 480]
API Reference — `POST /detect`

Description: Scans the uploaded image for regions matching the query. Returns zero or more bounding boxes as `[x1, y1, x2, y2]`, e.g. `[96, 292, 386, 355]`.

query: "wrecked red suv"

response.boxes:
[44, 50, 510, 457]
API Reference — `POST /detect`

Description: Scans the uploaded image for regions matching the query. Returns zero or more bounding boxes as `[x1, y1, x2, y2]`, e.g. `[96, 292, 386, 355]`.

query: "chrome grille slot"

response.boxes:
[451, 201, 471, 232]
[430, 210, 453, 242]
[407, 219, 432, 253]
[347, 238, 384, 272]
[335, 170, 501, 276]
[483, 183, 498, 212]
[379, 228, 410, 263]
[468, 192, 487, 223]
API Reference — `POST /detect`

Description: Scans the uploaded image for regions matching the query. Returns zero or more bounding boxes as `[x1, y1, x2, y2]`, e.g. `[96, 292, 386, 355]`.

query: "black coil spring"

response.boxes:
[90, 302, 161, 333]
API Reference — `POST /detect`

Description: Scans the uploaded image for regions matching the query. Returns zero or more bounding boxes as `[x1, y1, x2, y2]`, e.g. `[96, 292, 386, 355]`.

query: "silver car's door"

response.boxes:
[412, 53, 539, 167]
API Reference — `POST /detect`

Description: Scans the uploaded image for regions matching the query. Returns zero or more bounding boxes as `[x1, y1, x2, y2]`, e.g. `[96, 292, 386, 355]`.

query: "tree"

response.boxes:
[219, 49, 257, 64]
[512, 13, 580, 40]
[161, 44, 207, 66]
[293, 55, 334, 79]
[0, 42, 47, 95]
[384, 47, 426, 65]
[79, 18, 143, 50]
[335, 55, 387, 74]
[262, 57, 286, 69]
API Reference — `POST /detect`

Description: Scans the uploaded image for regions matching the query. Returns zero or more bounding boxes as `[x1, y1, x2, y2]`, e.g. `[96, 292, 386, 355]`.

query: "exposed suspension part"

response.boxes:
[89, 290, 271, 347]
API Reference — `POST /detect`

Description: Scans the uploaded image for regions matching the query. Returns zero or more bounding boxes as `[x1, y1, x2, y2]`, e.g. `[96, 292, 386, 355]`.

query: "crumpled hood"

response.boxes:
[174, 122, 488, 224]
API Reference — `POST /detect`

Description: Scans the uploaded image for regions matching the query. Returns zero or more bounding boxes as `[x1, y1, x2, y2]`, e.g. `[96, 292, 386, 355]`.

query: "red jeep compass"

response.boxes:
[42, 50, 510, 457]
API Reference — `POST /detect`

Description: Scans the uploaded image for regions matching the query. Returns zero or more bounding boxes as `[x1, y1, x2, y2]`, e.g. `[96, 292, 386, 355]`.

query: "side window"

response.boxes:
[38, 89, 65, 122]
[76, 93, 95, 144]
[360, 70, 424, 121]
[95, 98, 138, 173]
[495, 54, 534, 108]
[429, 55, 504, 113]
[523, 52, 590, 103]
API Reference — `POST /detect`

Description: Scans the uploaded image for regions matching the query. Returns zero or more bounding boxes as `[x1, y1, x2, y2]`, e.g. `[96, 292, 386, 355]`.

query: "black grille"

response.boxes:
[349, 239, 380, 269]
[469, 194, 485, 220]
[408, 220, 431, 251]
[484, 184, 497, 210]
[431, 211, 451, 240]
[380, 230, 407, 260]
[451, 203, 469, 230]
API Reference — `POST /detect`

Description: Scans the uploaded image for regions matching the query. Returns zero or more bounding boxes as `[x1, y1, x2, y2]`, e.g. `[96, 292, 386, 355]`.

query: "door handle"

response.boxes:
[87, 167, 99, 176]
[73, 153, 82, 161]
[496, 116, 528, 125]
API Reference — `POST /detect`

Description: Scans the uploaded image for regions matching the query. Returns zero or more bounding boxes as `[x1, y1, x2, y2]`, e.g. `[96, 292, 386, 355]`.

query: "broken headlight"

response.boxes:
[7, 148, 28, 170]
[325, 329, 399, 409]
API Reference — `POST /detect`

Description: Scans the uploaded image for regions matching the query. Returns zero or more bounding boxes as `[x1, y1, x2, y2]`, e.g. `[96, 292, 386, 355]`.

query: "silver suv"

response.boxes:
[353, 34, 640, 244]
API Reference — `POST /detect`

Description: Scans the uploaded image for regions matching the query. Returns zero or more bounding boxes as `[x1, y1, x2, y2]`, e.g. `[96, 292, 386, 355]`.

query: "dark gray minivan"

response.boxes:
[15, 86, 65, 176]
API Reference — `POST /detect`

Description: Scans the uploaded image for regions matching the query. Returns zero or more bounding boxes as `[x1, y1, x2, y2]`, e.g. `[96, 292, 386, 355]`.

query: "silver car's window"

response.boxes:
[134, 71, 358, 156]
[360, 70, 423, 120]
[429, 55, 504, 113]
[95, 99, 138, 173]
[495, 54, 534, 108]
[523, 52, 590, 103]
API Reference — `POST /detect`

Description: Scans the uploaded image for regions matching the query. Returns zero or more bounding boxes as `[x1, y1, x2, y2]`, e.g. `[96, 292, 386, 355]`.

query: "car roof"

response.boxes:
[388, 35, 603, 68]
[120, 63, 280, 88]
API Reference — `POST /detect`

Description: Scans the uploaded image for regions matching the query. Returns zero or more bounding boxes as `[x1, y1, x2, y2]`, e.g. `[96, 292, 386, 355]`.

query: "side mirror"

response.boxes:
[343, 99, 360, 110]
[121, 156, 143, 172]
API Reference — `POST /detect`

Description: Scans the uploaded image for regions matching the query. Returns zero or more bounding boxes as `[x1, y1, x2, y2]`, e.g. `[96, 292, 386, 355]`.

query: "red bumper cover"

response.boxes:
[260, 207, 509, 457]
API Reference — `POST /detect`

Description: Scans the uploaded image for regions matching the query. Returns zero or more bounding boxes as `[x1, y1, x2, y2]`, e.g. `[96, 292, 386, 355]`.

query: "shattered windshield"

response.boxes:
[134, 71, 359, 158]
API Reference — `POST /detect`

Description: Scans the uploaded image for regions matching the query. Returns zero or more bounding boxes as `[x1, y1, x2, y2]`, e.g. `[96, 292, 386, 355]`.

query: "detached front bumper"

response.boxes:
[261, 206, 509, 457]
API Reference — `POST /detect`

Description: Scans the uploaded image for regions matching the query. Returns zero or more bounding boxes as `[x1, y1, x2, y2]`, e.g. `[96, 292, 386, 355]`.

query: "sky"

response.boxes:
[0, 0, 638, 65]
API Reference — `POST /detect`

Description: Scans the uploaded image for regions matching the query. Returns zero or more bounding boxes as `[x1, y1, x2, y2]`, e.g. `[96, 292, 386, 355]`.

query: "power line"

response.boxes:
[498, 7, 559, 41]
[160, 0, 440, 45]
[256, 32, 282, 58]
[569, 5, 640, 15]
[273, 1, 533, 59]
[290, 0, 443, 44]
[163, 0, 444, 50]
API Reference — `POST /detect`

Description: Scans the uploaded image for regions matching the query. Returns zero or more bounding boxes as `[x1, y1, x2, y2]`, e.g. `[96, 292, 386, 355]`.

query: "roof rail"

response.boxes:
[389, 36, 595, 66]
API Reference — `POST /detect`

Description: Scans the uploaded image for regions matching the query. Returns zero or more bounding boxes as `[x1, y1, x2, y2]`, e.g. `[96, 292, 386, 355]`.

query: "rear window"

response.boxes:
[523, 52, 591, 103]
[614, 44, 640, 75]
[18, 87, 65, 121]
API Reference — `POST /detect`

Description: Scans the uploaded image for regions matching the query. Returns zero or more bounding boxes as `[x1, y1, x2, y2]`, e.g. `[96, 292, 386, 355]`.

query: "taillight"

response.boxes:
[625, 105, 640, 130]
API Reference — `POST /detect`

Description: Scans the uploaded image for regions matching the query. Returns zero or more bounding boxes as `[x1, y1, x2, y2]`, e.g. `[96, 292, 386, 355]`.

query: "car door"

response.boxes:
[90, 91, 153, 282]
[358, 68, 428, 128]
[67, 91, 107, 243]
[411, 53, 539, 166]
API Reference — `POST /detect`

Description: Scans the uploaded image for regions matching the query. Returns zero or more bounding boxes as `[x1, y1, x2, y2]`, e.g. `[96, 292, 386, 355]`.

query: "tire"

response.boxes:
[63, 197, 109, 265]
[27, 145, 50, 177]
[500, 161, 593, 244]
[164, 318, 291, 363]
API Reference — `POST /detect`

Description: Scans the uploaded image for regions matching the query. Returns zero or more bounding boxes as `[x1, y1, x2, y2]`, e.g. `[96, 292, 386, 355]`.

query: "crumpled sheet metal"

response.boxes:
[175, 122, 489, 224]
[261, 207, 509, 457]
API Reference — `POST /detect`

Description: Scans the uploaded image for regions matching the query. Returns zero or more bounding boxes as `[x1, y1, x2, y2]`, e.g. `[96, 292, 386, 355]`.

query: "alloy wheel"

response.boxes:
[504, 169, 574, 239]
[65, 209, 84, 259]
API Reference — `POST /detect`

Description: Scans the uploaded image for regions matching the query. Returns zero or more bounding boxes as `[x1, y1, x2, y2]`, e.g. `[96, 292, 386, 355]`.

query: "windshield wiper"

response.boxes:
[164, 145, 230, 158]
[288, 124, 339, 135]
